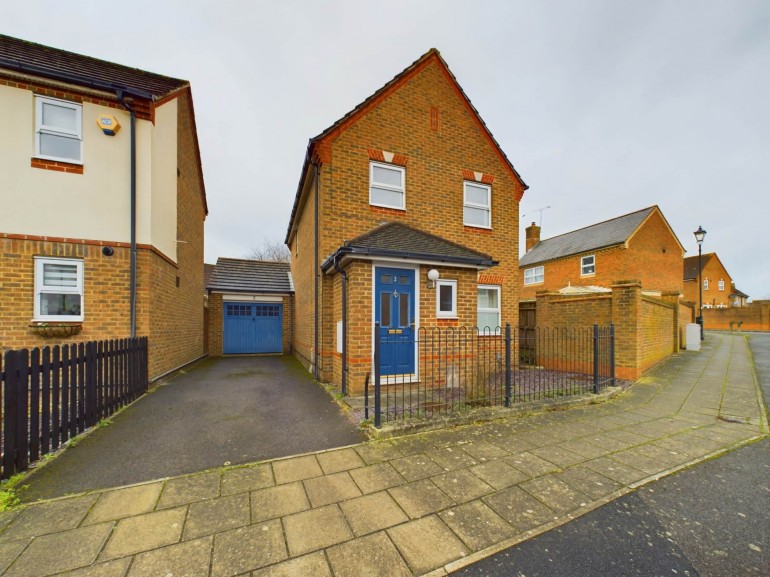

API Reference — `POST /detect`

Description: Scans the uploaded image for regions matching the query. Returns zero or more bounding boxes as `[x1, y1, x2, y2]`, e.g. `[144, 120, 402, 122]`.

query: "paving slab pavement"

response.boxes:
[0, 332, 766, 576]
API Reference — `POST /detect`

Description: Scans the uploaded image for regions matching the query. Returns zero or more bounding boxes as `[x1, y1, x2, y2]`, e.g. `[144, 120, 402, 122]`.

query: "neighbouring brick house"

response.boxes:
[519, 206, 685, 300]
[0, 34, 207, 380]
[206, 258, 294, 356]
[683, 253, 733, 309]
[284, 49, 527, 394]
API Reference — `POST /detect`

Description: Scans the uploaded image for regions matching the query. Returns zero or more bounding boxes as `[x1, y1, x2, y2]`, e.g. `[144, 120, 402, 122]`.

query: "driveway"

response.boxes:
[18, 355, 365, 501]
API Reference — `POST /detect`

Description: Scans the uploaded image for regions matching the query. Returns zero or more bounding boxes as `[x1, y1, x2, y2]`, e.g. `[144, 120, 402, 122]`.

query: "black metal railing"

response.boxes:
[0, 337, 148, 479]
[370, 323, 614, 427]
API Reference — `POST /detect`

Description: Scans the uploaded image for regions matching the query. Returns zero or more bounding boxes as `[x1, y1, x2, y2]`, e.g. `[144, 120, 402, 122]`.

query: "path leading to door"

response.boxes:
[18, 356, 365, 502]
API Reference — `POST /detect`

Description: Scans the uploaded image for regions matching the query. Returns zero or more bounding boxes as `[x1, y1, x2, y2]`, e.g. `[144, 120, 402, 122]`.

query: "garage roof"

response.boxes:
[208, 258, 293, 294]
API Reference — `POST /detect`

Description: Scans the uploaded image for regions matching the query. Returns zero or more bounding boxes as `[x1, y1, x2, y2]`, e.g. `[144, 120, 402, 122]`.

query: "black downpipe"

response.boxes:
[333, 255, 347, 395]
[118, 93, 137, 338]
[313, 161, 320, 380]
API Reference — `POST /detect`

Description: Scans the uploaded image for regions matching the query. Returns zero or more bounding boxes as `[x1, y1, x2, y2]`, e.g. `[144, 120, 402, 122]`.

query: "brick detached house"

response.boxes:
[284, 49, 527, 394]
[519, 206, 685, 300]
[206, 258, 294, 356]
[683, 253, 733, 309]
[0, 35, 207, 380]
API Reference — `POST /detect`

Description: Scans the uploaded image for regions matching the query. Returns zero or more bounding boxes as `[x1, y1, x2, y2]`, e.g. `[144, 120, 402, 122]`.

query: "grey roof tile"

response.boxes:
[683, 254, 714, 281]
[208, 258, 293, 294]
[519, 207, 657, 267]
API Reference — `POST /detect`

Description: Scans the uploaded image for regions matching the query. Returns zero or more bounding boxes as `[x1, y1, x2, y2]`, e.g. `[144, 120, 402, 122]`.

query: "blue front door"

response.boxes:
[375, 267, 415, 376]
[223, 302, 283, 354]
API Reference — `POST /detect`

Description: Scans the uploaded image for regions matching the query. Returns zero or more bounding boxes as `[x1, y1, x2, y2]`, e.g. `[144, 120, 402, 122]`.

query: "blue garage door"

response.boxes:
[223, 302, 283, 354]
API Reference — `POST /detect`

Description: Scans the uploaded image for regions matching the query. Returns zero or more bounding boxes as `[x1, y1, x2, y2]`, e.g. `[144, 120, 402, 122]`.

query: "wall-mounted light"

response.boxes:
[427, 269, 440, 289]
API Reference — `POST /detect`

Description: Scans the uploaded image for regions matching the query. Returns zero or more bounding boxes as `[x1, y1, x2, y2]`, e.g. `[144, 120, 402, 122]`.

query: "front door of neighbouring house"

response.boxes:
[375, 267, 415, 376]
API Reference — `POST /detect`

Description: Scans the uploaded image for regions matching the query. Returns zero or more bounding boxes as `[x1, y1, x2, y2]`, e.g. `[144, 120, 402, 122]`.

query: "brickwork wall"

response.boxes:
[520, 210, 683, 299]
[702, 301, 770, 331]
[639, 296, 676, 372]
[683, 255, 733, 309]
[296, 58, 523, 390]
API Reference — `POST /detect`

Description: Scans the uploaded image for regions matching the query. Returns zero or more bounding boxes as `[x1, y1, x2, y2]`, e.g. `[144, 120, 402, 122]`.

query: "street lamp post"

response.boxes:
[694, 226, 707, 340]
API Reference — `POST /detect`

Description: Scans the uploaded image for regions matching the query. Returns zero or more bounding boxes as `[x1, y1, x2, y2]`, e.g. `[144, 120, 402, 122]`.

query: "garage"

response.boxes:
[223, 302, 283, 354]
[206, 258, 294, 356]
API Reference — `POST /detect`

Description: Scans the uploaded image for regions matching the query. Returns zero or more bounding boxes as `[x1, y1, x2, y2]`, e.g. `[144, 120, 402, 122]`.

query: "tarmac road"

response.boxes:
[18, 355, 364, 501]
[453, 333, 770, 577]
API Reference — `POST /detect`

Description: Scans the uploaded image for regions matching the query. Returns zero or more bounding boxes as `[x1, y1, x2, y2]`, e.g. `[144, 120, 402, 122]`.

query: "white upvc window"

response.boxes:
[369, 162, 405, 210]
[35, 96, 83, 163]
[477, 285, 501, 331]
[463, 181, 491, 228]
[704, 278, 709, 290]
[718, 279, 725, 291]
[34, 257, 84, 321]
[581, 254, 595, 276]
[524, 266, 544, 286]
[436, 279, 457, 318]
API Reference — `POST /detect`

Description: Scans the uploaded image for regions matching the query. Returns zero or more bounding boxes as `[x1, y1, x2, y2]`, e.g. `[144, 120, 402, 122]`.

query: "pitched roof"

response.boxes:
[203, 263, 216, 289]
[208, 258, 294, 294]
[730, 286, 749, 299]
[286, 48, 527, 244]
[0, 34, 188, 99]
[520, 206, 661, 267]
[321, 222, 497, 271]
[683, 254, 715, 281]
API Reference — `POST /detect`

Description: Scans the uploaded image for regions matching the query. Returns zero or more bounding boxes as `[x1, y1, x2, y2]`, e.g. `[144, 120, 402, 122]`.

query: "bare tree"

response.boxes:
[246, 238, 290, 263]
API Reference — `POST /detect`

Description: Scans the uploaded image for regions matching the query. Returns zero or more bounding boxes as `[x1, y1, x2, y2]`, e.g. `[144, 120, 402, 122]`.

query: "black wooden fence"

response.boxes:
[0, 337, 148, 479]
[369, 324, 614, 427]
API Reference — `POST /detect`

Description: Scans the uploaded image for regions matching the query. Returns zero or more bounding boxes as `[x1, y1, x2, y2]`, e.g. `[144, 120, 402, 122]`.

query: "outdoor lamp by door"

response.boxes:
[694, 226, 707, 340]
[427, 269, 440, 289]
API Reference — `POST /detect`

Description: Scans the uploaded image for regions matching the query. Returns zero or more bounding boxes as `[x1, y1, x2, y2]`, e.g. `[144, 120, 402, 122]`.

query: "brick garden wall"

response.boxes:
[702, 301, 770, 331]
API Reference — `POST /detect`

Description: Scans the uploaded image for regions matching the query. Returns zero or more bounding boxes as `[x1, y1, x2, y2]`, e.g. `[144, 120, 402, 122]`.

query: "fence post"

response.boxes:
[3, 350, 19, 479]
[504, 323, 512, 407]
[610, 323, 616, 387]
[374, 322, 381, 429]
[593, 323, 599, 393]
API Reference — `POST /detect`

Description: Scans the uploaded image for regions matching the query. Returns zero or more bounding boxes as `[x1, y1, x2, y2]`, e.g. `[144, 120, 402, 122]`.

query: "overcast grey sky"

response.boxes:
[5, 1, 769, 299]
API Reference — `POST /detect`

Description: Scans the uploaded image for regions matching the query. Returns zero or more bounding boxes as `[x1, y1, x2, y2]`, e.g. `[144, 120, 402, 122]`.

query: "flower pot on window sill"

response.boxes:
[29, 323, 83, 338]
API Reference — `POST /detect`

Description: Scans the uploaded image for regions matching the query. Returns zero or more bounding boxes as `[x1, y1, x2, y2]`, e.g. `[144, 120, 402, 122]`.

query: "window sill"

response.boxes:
[580, 273, 596, 278]
[29, 322, 83, 338]
[31, 158, 84, 174]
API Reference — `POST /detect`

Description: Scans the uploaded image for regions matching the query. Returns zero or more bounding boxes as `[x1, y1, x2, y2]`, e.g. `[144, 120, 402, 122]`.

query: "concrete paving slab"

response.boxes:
[250, 482, 309, 523]
[0, 542, 27, 575]
[388, 479, 454, 519]
[389, 454, 445, 482]
[556, 439, 611, 459]
[5, 522, 112, 577]
[84, 483, 163, 525]
[529, 445, 584, 468]
[53, 557, 131, 577]
[354, 442, 403, 465]
[555, 465, 622, 500]
[157, 471, 221, 509]
[210, 520, 286, 577]
[503, 452, 560, 477]
[100, 506, 185, 561]
[339, 491, 409, 536]
[252, 551, 332, 577]
[0, 495, 98, 544]
[317, 448, 366, 474]
[388, 515, 468, 574]
[272, 455, 322, 484]
[483, 486, 557, 532]
[459, 440, 511, 461]
[283, 505, 353, 557]
[326, 532, 411, 577]
[303, 472, 362, 507]
[610, 449, 669, 475]
[584, 456, 648, 485]
[183, 493, 250, 540]
[439, 500, 516, 551]
[127, 536, 212, 577]
[220, 463, 274, 496]
[469, 460, 529, 491]
[431, 469, 494, 503]
[424, 447, 478, 471]
[520, 474, 591, 514]
[349, 462, 406, 495]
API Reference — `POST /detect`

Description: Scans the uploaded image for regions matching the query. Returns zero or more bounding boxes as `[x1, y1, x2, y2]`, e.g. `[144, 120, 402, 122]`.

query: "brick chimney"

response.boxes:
[525, 222, 541, 252]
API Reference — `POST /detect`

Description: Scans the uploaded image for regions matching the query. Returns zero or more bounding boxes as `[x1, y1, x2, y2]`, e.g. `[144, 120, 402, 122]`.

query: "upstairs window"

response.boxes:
[370, 162, 405, 210]
[35, 96, 83, 163]
[524, 266, 544, 286]
[463, 182, 491, 228]
[718, 279, 725, 291]
[581, 255, 595, 276]
[704, 278, 709, 290]
[34, 257, 84, 321]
